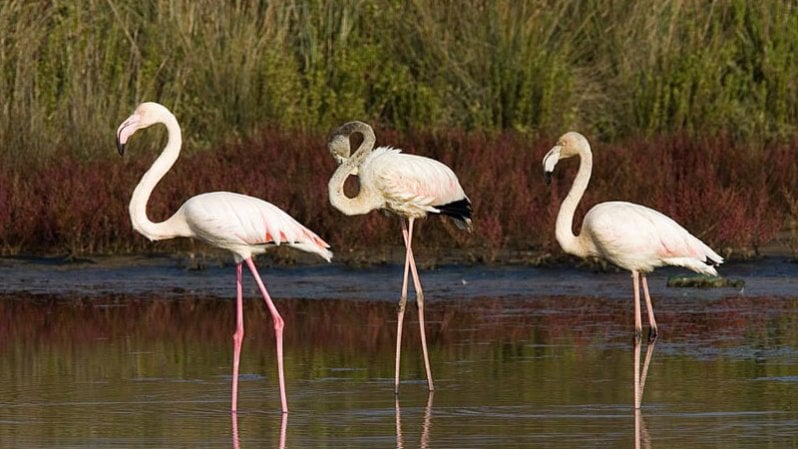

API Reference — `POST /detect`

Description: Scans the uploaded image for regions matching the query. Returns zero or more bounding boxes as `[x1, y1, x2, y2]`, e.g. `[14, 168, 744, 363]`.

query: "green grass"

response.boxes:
[3, 0, 798, 167]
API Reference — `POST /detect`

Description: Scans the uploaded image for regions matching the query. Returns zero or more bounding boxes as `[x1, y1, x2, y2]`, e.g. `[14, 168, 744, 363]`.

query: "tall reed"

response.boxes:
[2, 0, 798, 168]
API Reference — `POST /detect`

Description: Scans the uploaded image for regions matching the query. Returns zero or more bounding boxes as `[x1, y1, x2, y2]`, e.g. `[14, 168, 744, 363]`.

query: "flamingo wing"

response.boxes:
[583, 201, 722, 274]
[179, 192, 332, 261]
[361, 147, 471, 221]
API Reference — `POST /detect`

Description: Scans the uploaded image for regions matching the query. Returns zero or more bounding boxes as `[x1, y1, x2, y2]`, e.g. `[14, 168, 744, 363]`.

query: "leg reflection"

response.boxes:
[279, 412, 288, 449]
[395, 392, 434, 449]
[633, 339, 641, 409]
[420, 392, 434, 448]
[640, 339, 656, 398]
[633, 340, 656, 448]
[231, 412, 240, 449]
[231, 412, 288, 449]
[634, 408, 651, 449]
[633, 338, 657, 409]
[395, 396, 404, 449]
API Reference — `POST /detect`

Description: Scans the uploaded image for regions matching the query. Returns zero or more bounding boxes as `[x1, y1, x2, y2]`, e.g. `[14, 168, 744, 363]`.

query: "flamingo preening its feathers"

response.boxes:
[327, 121, 472, 394]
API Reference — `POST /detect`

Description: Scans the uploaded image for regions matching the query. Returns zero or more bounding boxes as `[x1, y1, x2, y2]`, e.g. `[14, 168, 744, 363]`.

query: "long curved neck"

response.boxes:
[328, 124, 383, 215]
[556, 145, 593, 258]
[129, 115, 187, 241]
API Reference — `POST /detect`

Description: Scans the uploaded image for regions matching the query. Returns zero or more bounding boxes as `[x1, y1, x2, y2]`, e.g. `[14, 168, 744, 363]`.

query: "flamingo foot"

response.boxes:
[633, 329, 643, 344]
[647, 327, 658, 343]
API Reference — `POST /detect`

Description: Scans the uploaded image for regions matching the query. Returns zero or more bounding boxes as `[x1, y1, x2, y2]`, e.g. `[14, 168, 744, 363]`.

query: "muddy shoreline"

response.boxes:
[0, 251, 795, 301]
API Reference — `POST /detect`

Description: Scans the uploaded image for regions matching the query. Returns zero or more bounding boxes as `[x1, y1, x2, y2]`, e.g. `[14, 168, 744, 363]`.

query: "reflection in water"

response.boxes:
[232, 412, 240, 449]
[232, 412, 287, 449]
[634, 339, 656, 449]
[634, 409, 650, 449]
[396, 392, 433, 449]
[633, 338, 657, 409]
[279, 413, 288, 449]
[0, 294, 797, 447]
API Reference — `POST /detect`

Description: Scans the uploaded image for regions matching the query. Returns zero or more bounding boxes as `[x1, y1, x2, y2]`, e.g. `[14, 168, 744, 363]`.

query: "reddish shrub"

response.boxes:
[0, 130, 793, 260]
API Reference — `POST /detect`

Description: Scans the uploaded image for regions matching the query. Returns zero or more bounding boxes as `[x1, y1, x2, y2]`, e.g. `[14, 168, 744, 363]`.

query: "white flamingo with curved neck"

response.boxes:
[116, 102, 332, 414]
[327, 121, 472, 394]
[543, 131, 723, 341]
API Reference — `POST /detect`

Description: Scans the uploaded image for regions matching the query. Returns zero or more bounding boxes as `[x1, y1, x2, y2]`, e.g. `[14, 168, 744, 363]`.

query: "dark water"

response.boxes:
[0, 257, 797, 448]
[2, 254, 796, 299]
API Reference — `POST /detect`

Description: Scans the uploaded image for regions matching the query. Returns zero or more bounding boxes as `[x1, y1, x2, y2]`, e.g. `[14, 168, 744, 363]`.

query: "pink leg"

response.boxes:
[641, 274, 659, 341]
[232, 263, 245, 412]
[395, 219, 412, 394]
[405, 218, 434, 392]
[245, 258, 288, 414]
[632, 270, 642, 342]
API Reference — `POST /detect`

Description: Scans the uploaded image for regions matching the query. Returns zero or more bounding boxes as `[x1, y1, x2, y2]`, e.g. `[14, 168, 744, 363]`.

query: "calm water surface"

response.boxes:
[0, 257, 796, 448]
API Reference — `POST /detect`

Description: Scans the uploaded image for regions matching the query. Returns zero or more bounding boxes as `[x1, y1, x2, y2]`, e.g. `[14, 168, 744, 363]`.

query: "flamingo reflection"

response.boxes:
[231, 412, 240, 449]
[232, 412, 287, 449]
[634, 408, 651, 449]
[633, 338, 657, 409]
[395, 392, 434, 449]
[634, 339, 656, 449]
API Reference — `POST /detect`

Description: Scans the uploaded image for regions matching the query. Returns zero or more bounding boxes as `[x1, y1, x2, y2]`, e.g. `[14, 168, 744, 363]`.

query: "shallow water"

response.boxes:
[2, 255, 796, 299]
[0, 258, 796, 448]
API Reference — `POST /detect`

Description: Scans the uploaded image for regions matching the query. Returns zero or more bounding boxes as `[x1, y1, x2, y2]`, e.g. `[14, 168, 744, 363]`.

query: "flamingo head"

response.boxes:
[116, 102, 173, 155]
[328, 133, 358, 175]
[543, 131, 589, 185]
[328, 133, 352, 165]
[328, 121, 375, 176]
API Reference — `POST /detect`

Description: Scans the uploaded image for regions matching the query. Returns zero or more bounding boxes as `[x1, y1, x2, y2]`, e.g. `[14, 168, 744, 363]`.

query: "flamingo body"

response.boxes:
[543, 131, 722, 340]
[581, 200, 721, 275]
[116, 102, 331, 413]
[359, 146, 471, 225]
[176, 192, 332, 262]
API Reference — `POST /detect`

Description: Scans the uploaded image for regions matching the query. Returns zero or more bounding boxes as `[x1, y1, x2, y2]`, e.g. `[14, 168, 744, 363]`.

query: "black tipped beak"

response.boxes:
[116, 140, 125, 156]
[544, 171, 552, 185]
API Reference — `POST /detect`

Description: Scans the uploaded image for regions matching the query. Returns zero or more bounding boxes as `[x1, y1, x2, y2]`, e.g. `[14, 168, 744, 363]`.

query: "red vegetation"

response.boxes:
[0, 130, 794, 260]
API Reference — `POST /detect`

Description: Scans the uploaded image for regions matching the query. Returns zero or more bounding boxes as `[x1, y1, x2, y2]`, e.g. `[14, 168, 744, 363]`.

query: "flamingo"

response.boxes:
[327, 121, 472, 394]
[543, 131, 723, 341]
[115, 102, 332, 414]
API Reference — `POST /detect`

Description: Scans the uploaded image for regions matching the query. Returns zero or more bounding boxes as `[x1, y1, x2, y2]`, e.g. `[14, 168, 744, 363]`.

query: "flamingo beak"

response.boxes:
[116, 113, 141, 156]
[542, 145, 561, 185]
[328, 135, 352, 164]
